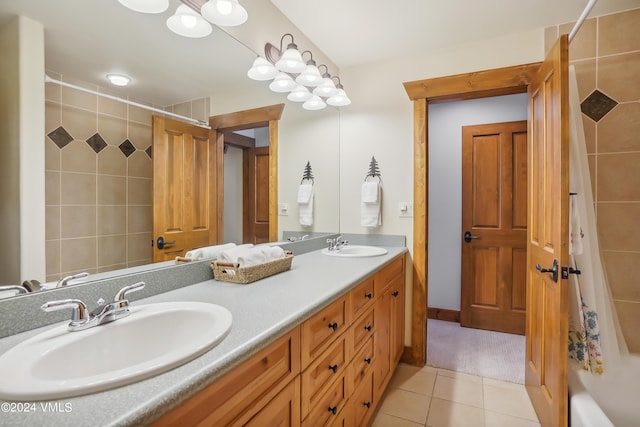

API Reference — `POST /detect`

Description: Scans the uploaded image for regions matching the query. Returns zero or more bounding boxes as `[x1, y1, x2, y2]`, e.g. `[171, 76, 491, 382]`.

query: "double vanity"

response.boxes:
[0, 238, 406, 426]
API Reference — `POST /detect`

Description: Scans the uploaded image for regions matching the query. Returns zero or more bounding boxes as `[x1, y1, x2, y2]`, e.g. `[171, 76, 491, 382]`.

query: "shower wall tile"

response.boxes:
[544, 26, 558, 55]
[98, 114, 127, 146]
[172, 101, 191, 119]
[62, 105, 96, 142]
[98, 235, 127, 267]
[597, 103, 640, 153]
[97, 175, 126, 205]
[598, 8, 640, 56]
[128, 177, 152, 205]
[128, 151, 151, 178]
[581, 114, 596, 154]
[60, 172, 96, 205]
[97, 205, 127, 236]
[128, 104, 153, 126]
[571, 59, 596, 102]
[598, 52, 640, 103]
[613, 301, 640, 353]
[45, 139, 61, 171]
[127, 232, 152, 263]
[60, 237, 97, 274]
[61, 205, 97, 239]
[128, 206, 152, 233]
[98, 88, 128, 119]
[45, 101, 61, 133]
[61, 140, 96, 174]
[587, 155, 596, 193]
[98, 146, 127, 176]
[559, 18, 596, 61]
[46, 206, 60, 241]
[603, 251, 640, 301]
[596, 203, 640, 252]
[596, 153, 640, 201]
[45, 240, 60, 276]
[45, 171, 60, 205]
[128, 121, 152, 150]
[61, 78, 97, 112]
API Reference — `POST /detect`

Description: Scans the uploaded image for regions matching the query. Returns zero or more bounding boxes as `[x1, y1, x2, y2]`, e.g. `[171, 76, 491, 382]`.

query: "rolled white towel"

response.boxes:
[220, 245, 267, 267]
[260, 245, 285, 261]
[185, 243, 237, 261]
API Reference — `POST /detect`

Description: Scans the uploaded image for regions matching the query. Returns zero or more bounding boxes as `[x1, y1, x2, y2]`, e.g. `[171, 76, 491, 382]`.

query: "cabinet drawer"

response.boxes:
[301, 333, 349, 418]
[302, 373, 349, 427]
[351, 371, 374, 427]
[350, 335, 374, 392]
[301, 296, 348, 368]
[350, 277, 375, 319]
[375, 255, 404, 294]
[152, 328, 300, 427]
[351, 306, 375, 354]
[244, 377, 300, 427]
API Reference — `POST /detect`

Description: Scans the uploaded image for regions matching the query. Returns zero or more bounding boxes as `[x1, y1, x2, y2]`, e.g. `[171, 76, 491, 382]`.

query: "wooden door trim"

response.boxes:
[209, 104, 285, 242]
[402, 64, 540, 366]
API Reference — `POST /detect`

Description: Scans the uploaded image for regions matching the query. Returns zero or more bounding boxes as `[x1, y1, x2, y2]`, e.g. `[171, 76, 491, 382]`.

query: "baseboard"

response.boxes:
[427, 307, 460, 323]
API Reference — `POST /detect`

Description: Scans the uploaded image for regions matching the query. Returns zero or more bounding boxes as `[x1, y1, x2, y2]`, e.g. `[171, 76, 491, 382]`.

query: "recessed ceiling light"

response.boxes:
[106, 74, 132, 86]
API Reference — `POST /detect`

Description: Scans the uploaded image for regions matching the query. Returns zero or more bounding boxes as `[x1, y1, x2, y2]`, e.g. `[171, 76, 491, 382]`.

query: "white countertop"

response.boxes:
[0, 246, 406, 427]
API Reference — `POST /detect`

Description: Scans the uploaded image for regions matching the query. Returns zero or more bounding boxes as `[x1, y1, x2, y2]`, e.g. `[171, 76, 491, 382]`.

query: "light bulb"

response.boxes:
[217, 0, 233, 15]
[181, 15, 197, 28]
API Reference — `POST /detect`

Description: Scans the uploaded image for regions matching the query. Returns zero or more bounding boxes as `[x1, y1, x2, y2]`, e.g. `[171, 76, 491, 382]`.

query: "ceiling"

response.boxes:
[1, 0, 638, 106]
[272, 0, 640, 69]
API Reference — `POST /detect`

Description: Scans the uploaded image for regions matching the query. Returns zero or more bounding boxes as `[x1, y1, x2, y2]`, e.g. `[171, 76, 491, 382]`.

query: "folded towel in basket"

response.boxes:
[185, 243, 237, 261]
[220, 244, 273, 267]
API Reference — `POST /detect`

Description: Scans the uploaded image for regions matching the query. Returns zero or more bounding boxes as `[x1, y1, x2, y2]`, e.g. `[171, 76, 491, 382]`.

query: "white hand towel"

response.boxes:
[297, 184, 313, 203]
[185, 243, 237, 260]
[261, 245, 285, 261]
[219, 244, 255, 264]
[237, 248, 267, 267]
[362, 181, 379, 203]
[298, 185, 314, 226]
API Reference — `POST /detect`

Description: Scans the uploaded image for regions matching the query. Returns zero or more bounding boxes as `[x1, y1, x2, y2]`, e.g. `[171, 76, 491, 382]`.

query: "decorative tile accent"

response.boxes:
[86, 133, 108, 153]
[119, 139, 136, 157]
[145, 146, 152, 159]
[47, 126, 74, 149]
[580, 90, 617, 122]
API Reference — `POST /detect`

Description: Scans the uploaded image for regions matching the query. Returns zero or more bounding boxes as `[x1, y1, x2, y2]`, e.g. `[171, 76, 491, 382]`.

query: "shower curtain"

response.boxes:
[567, 66, 626, 374]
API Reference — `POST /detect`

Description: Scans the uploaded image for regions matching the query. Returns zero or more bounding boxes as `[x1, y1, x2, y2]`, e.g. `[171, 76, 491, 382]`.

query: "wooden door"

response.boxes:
[152, 116, 217, 262]
[460, 121, 528, 334]
[525, 35, 569, 427]
[243, 146, 270, 244]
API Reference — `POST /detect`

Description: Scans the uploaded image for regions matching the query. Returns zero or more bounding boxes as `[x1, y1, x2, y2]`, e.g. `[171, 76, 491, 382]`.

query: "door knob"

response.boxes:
[464, 231, 480, 243]
[156, 236, 176, 250]
[535, 259, 559, 283]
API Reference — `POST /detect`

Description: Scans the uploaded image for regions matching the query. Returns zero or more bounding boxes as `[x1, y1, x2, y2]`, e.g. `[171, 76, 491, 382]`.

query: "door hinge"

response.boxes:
[561, 266, 581, 280]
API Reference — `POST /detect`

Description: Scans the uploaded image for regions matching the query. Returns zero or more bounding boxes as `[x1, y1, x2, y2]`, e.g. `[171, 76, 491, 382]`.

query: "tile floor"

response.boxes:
[371, 364, 541, 427]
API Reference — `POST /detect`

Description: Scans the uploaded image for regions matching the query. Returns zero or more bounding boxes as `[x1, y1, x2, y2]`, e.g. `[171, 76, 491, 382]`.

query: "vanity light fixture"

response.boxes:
[201, 0, 248, 27]
[117, 0, 169, 14]
[166, 4, 212, 38]
[106, 74, 132, 86]
[247, 33, 351, 111]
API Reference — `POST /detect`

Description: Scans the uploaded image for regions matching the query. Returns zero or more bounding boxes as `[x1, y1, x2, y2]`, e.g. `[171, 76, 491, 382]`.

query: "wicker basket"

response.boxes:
[211, 251, 293, 284]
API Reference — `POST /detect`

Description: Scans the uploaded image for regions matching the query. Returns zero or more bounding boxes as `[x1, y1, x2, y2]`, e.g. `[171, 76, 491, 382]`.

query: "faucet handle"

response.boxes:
[113, 282, 145, 304]
[41, 299, 90, 328]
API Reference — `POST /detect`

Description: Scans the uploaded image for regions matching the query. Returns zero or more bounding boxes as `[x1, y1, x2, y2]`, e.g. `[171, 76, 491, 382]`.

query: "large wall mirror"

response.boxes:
[0, 0, 339, 298]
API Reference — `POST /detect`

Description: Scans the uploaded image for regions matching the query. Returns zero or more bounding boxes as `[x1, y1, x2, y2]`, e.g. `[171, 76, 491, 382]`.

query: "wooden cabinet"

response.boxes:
[152, 253, 405, 427]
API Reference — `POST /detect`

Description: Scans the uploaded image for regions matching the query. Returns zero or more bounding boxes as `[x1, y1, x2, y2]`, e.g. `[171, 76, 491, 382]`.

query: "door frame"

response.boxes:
[209, 104, 285, 243]
[402, 63, 541, 366]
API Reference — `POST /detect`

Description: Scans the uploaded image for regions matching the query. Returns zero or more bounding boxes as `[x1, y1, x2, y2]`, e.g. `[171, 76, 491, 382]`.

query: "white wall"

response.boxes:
[0, 16, 45, 283]
[428, 94, 528, 310]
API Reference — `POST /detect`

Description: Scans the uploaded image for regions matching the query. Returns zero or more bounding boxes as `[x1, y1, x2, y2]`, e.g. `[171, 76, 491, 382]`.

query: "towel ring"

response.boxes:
[364, 174, 381, 183]
[301, 177, 314, 185]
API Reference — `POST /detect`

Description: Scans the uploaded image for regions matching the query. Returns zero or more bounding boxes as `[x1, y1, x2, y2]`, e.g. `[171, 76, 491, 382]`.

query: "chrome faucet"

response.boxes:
[56, 272, 90, 288]
[0, 285, 29, 295]
[326, 235, 349, 251]
[41, 282, 145, 332]
[287, 234, 309, 242]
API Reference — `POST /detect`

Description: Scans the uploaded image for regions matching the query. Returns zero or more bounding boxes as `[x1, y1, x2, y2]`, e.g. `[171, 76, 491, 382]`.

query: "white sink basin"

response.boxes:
[0, 301, 232, 401]
[322, 245, 388, 257]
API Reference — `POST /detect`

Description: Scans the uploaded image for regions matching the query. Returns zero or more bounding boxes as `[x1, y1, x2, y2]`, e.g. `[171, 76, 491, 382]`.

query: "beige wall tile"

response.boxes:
[61, 205, 97, 239]
[98, 235, 127, 267]
[561, 18, 596, 61]
[61, 140, 96, 174]
[127, 259, 151, 268]
[128, 151, 151, 178]
[597, 153, 640, 201]
[45, 81, 61, 103]
[128, 177, 152, 205]
[98, 263, 127, 273]
[426, 398, 485, 427]
[598, 8, 640, 56]
[544, 26, 558, 56]
[378, 388, 430, 424]
[46, 206, 60, 240]
[46, 171, 60, 205]
[483, 384, 538, 421]
[45, 139, 61, 171]
[61, 105, 97, 142]
[128, 206, 152, 233]
[98, 146, 127, 176]
[97, 175, 126, 205]
[61, 172, 96, 205]
[597, 202, 640, 251]
[98, 88, 127, 119]
[61, 82, 97, 112]
[45, 101, 61, 133]
[128, 104, 152, 126]
[613, 300, 640, 352]
[128, 121, 152, 150]
[598, 52, 640, 103]
[602, 251, 640, 301]
[433, 375, 483, 408]
[98, 114, 127, 147]
[581, 114, 596, 154]
[97, 205, 127, 236]
[597, 103, 640, 153]
[127, 232, 152, 263]
[45, 240, 60, 276]
[571, 60, 596, 103]
[587, 155, 596, 195]
[60, 237, 97, 273]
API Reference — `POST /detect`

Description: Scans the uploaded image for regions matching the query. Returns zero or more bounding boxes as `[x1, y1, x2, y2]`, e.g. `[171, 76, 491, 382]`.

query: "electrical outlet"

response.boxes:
[399, 202, 413, 217]
[278, 203, 289, 216]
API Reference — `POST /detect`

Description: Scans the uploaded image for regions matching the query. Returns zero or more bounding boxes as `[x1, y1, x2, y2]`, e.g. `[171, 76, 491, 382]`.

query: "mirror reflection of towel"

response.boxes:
[361, 182, 381, 228]
[185, 243, 237, 260]
[298, 184, 314, 226]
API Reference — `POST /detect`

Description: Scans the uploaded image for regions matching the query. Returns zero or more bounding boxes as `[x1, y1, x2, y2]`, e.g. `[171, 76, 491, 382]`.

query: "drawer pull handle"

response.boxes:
[364, 292, 373, 299]
[364, 324, 372, 332]
[328, 322, 338, 331]
[392, 290, 399, 297]
[363, 401, 371, 408]
[328, 406, 338, 415]
[328, 364, 339, 373]
[364, 357, 372, 364]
